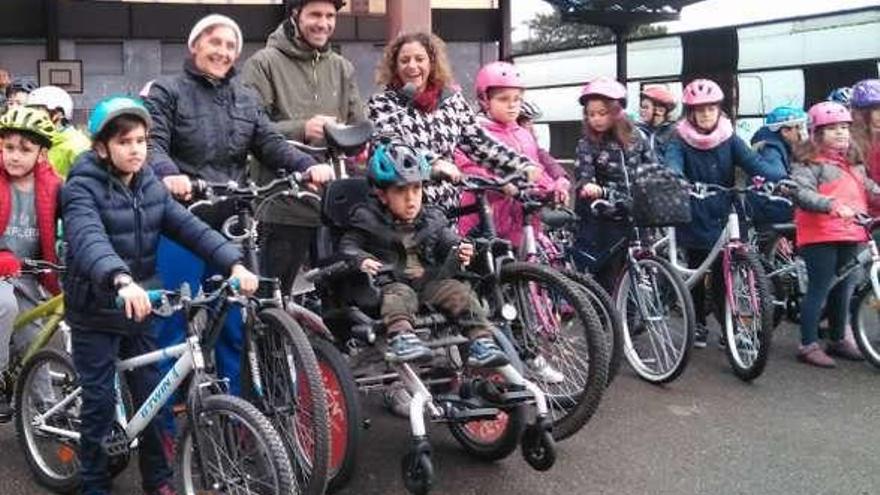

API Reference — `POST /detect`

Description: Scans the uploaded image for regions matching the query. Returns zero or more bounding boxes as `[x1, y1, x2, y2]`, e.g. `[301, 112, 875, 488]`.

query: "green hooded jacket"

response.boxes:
[242, 20, 366, 225]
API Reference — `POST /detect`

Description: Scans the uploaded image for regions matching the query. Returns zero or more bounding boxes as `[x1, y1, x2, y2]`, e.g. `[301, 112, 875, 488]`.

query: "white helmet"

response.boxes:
[27, 85, 74, 121]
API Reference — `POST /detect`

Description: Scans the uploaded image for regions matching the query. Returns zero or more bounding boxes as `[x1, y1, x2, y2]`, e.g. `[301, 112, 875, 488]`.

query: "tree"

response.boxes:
[514, 11, 667, 54]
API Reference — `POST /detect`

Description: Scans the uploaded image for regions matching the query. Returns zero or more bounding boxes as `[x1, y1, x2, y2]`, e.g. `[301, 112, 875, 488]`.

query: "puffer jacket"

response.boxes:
[241, 20, 366, 227]
[0, 157, 62, 294]
[145, 58, 315, 183]
[61, 151, 243, 334]
[455, 116, 561, 247]
[339, 196, 460, 284]
[635, 120, 676, 164]
[748, 126, 794, 225]
[791, 152, 880, 247]
[665, 133, 784, 249]
[367, 87, 534, 212]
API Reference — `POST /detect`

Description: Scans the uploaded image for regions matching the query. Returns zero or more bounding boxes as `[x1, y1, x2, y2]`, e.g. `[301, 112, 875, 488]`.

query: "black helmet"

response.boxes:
[288, 0, 346, 13]
[6, 79, 37, 98]
[368, 141, 430, 188]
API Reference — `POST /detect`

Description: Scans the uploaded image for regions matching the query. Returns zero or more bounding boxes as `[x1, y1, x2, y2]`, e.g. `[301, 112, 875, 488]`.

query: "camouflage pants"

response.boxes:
[381, 279, 491, 339]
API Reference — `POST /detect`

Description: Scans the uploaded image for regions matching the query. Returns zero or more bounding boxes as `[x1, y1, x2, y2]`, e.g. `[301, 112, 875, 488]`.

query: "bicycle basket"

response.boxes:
[629, 163, 692, 227]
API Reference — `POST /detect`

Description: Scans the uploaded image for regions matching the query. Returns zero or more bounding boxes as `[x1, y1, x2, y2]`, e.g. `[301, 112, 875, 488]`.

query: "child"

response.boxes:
[0, 106, 62, 419]
[748, 106, 807, 225]
[850, 79, 880, 217]
[61, 96, 259, 495]
[27, 85, 92, 177]
[573, 77, 654, 291]
[340, 141, 509, 368]
[791, 101, 876, 367]
[456, 61, 569, 247]
[635, 85, 678, 163]
[517, 99, 571, 201]
[665, 78, 783, 348]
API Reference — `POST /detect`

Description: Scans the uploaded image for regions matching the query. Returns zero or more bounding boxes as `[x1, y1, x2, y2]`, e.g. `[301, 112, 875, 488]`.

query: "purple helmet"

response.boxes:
[851, 79, 880, 109]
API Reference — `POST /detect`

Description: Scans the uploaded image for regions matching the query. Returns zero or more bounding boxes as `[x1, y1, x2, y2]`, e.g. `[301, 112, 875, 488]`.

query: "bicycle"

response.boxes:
[1, 259, 68, 422]
[455, 173, 613, 441]
[584, 187, 696, 384]
[189, 173, 330, 495]
[653, 181, 784, 381]
[15, 278, 294, 494]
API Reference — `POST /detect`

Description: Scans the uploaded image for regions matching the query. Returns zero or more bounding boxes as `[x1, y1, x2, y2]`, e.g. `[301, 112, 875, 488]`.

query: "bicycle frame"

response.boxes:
[4, 292, 69, 391]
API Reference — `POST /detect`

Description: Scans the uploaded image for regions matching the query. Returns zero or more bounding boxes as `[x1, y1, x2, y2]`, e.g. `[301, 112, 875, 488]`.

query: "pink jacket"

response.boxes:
[455, 116, 568, 247]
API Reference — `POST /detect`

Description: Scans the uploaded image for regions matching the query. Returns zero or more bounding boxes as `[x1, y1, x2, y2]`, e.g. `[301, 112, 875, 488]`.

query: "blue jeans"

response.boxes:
[799, 242, 860, 346]
[72, 329, 172, 495]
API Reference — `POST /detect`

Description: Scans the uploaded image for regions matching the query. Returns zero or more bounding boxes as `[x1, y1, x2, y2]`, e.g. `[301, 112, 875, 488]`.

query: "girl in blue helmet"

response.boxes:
[61, 95, 259, 495]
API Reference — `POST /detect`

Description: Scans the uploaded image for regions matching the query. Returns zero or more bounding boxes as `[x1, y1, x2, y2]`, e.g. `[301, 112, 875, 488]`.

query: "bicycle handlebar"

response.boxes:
[20, 259, 65, 275]
[115, 277, 242, 316]
[188, 172, 321, 211]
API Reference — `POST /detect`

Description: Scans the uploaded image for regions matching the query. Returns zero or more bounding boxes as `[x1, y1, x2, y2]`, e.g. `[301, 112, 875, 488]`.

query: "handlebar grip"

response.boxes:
[115, 290, 166, 310]
[228, 278, 242, 292]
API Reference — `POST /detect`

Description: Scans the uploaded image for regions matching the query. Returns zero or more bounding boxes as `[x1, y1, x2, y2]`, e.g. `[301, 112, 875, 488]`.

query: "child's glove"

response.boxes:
[0, 251, 21, 277]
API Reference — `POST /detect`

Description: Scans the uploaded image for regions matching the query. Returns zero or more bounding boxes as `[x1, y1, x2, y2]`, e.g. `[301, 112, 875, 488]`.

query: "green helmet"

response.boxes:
[0, 106, 55, 148]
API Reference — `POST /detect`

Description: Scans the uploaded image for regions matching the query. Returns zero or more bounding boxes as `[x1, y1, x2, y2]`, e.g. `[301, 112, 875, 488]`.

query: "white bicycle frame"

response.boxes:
[654, 211, 741, 290]
[30, 334, 206, 445]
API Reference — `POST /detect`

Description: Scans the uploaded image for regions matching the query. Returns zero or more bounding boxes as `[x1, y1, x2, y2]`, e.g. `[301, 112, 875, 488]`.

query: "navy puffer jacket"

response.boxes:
[747, 126, 794, 225]
[61, 151, 243, 334]
[145, 59, 315, 183]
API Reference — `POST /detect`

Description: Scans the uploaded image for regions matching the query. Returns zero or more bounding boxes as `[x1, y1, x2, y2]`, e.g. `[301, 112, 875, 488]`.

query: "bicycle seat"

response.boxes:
[769, 223, 796, 235]
[324, 121, 374, 156]
[541, 208, 578, 230]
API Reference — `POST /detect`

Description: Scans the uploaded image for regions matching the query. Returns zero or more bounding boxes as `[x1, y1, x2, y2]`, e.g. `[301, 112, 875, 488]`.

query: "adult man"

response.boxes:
[27, 85, 91, 176]
[242, 0, 366, 294]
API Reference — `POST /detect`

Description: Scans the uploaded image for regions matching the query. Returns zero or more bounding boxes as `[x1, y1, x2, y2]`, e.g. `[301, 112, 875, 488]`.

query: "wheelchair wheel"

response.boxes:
[309, 337, 361, 493]
[242, 308, 329, 495]
[498, 262, 608, 442]
[448, 369, 527, 461]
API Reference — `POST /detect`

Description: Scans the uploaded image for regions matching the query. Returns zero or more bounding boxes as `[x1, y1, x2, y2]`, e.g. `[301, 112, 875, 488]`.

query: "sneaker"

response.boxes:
[826, 339, 864, 361]
[693, 324, 709, 349]
[528, 355, 565, 384]
[382, 382, 412, 419]
[797, 342, 836, 368]
[385, 332, 432, 363]
[0, 396, 12, 422]
[717, 332, 727, 350]
[468, 337, 510, 368]
[145, 483, 177, 495]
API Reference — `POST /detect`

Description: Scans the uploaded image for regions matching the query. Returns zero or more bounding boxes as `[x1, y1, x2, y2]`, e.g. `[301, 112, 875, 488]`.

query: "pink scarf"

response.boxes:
[676, 116, 734, 150]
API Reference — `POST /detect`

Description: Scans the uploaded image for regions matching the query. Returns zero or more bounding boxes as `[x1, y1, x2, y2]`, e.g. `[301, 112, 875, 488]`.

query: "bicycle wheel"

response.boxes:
[14, 348, 81, 493]
[499, 261, 608, 441]
[851, 285, 880, 368]
[722, 250, 774, 381]
[615, 255, 695, 384]
[309, 337, 361, 493]
[559, 268, 624, 385]
[242, 308, 329, 495]
[762, 233, 800, 327]
[176, 394, 294, 494]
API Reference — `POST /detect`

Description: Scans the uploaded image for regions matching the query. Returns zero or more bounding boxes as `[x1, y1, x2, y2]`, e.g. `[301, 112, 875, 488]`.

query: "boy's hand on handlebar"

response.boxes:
[360, 258, 383, 276]
[230, 264, 259, 296]
[118, 283, 152, 322]
[432, 159, 461, 183]
[163, 175, 193, 201]
[305, 164, 335, 190]
[457, 242, 474, 266]
[579, 183, 603, 200]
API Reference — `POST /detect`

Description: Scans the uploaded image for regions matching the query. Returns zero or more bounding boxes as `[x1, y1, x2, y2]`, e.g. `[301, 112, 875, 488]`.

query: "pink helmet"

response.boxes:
[579, 77, 627, 106]
[807, 101, 852, 131]
[682, 79, 724, 106]
[641, 85, 677, 109]
[474, 61, 524, 107]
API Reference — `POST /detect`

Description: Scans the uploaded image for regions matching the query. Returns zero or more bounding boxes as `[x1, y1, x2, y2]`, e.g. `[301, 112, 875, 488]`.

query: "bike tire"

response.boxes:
[176, 394, 295, 495]
[723, 250, 774, 382]
[615, 255, 695, 384]
[559, 268, 624, 386]
[762, 232, 799, 327]
[242, 307, 329, 495]
[309, 336, 361, 493]
[499, 261, 608, 442]
[852, 285, 880, 368]
[14, 348, 82, 494]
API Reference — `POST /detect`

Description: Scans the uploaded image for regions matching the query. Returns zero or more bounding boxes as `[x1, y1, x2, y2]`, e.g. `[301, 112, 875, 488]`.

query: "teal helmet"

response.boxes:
[88, 96, 151, 138]
[764, 106, 807, 131]
[368, 141, 430, 188]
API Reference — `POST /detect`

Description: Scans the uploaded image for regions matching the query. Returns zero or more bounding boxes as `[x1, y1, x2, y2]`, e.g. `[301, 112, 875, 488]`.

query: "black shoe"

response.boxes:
[693, 324, 708, 349]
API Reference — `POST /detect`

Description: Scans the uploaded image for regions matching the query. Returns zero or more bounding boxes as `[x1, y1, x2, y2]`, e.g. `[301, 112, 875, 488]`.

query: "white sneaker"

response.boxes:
[528, 356, 565, 384]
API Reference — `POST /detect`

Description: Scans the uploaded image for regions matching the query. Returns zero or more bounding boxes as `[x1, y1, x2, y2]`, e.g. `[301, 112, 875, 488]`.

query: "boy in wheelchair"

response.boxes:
[338, 141, 510, 368]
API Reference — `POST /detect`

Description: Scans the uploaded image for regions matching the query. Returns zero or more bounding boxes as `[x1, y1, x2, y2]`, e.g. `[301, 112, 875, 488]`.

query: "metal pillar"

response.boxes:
[612, 25, 631, 84]
[45, 0, 59, 61]
[500, 0, 512, 61]
[386, 0, 431, 41]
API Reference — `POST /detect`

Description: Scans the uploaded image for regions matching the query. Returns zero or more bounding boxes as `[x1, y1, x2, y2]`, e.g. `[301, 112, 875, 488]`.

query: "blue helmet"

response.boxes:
[88, 96, 151, 138]
[764, 106, 807, 131]
[827, 87, 853, 106]
[368, 141, 430, 188]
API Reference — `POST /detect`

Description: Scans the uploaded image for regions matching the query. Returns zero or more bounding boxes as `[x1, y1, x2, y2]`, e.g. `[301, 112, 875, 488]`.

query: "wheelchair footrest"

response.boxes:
[496, 388, 534, 405]
[434, 399, 501, 423]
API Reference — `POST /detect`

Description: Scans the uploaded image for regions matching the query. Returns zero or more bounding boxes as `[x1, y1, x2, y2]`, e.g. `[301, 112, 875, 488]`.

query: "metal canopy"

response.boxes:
[542, 0, 704, 27]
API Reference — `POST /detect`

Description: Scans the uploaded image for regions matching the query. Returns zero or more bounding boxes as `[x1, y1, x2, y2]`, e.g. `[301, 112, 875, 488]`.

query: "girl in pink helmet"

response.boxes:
[636, 84, 677, 162]
[790, 101, 879, 367]
[572, 76, 654, 290]
[455, 61, 569, 248]
[665, 78, 782, 348]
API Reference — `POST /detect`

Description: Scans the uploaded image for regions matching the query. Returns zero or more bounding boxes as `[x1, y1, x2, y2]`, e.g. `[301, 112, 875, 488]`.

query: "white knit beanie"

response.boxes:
[187, 14, 243, 56]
